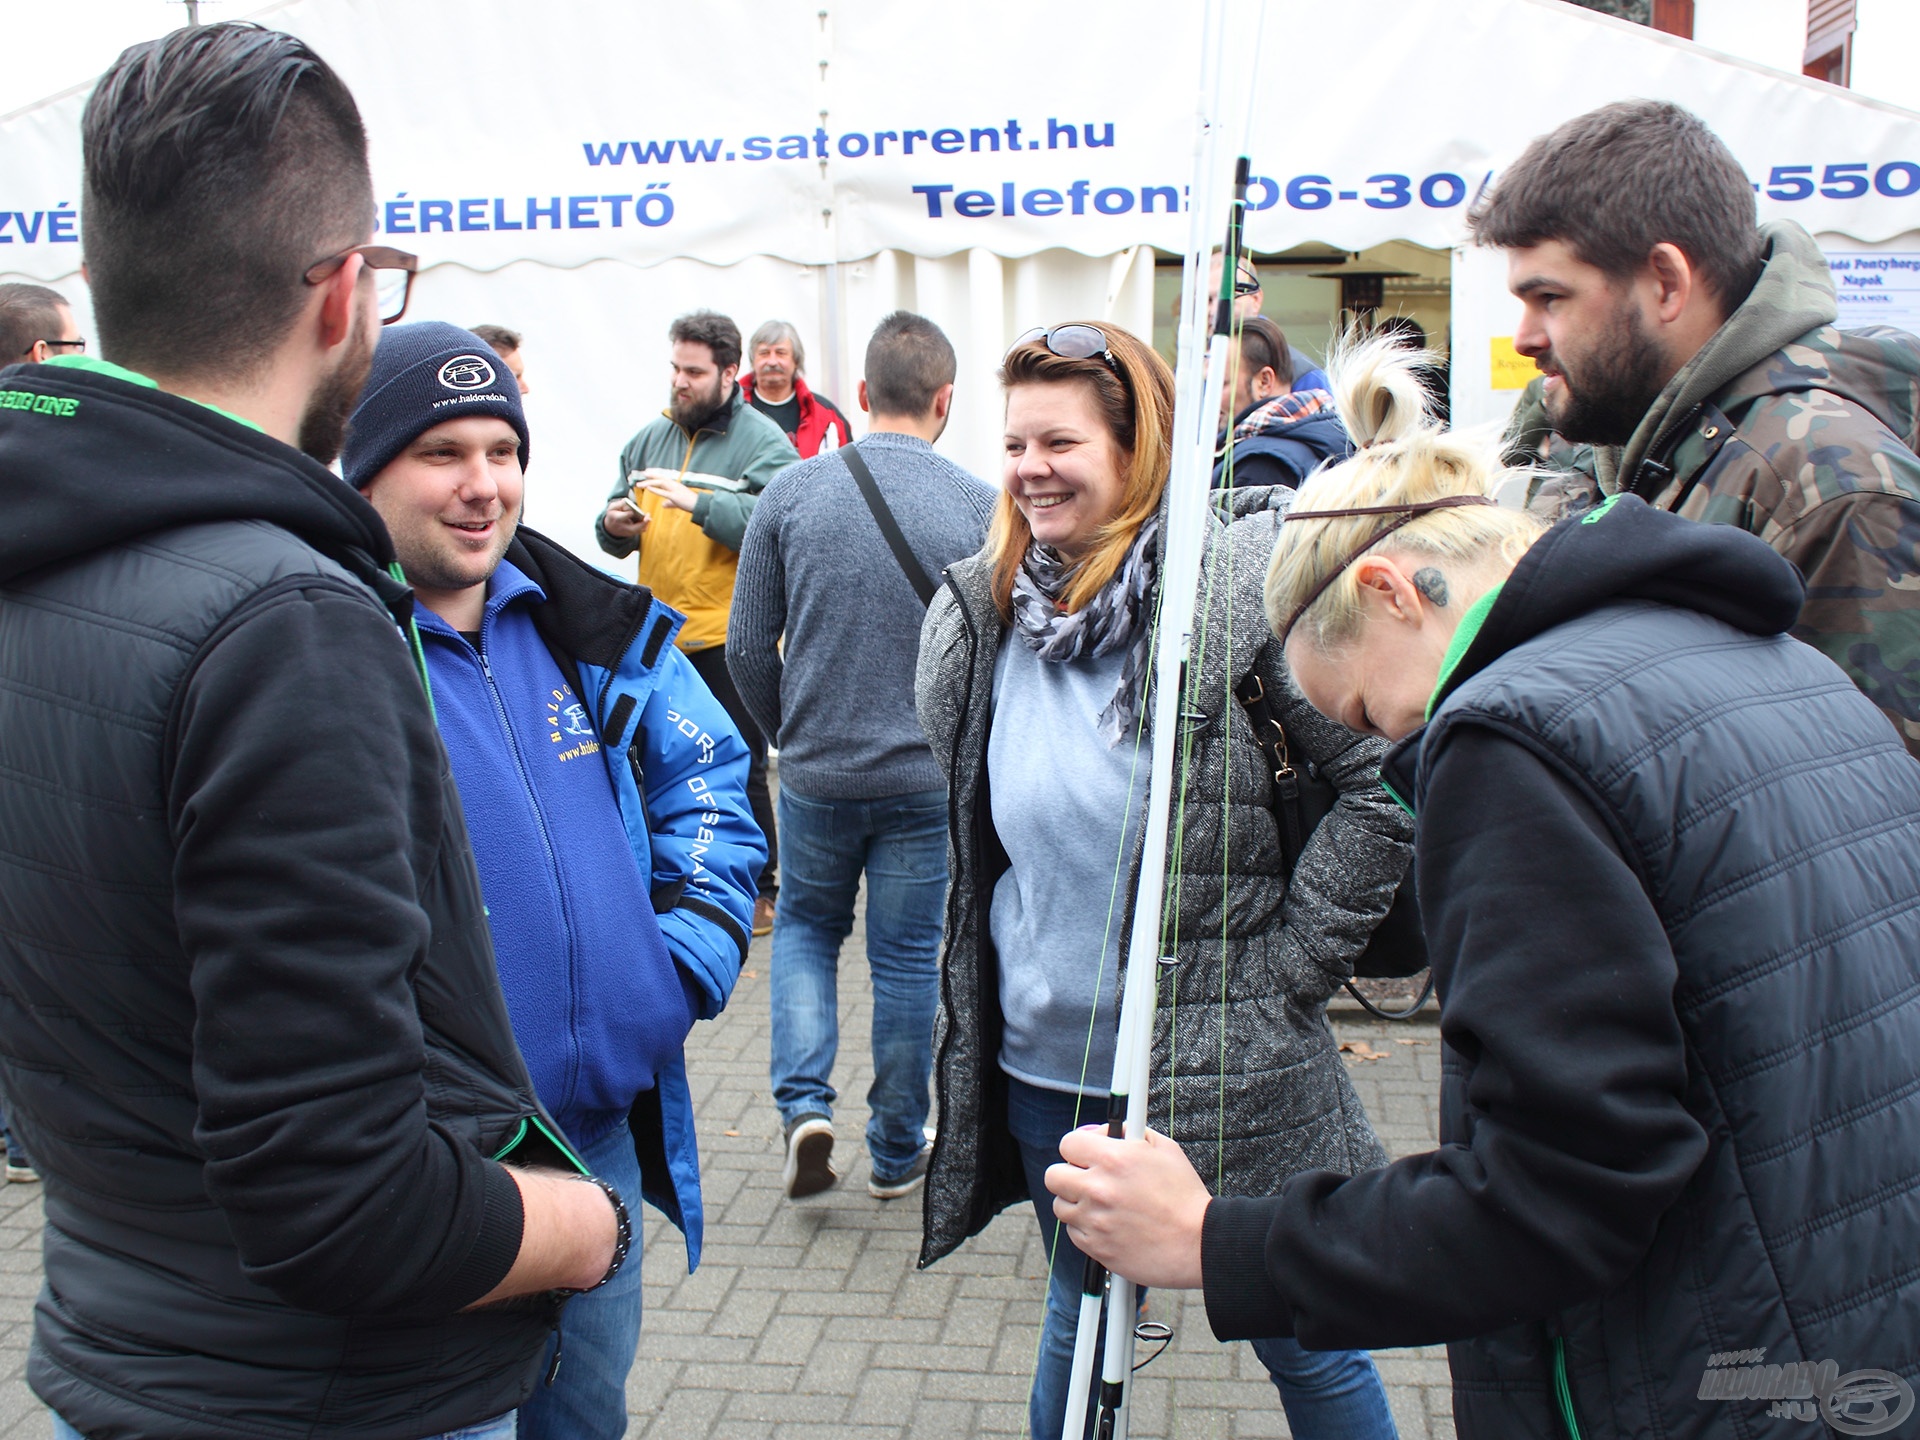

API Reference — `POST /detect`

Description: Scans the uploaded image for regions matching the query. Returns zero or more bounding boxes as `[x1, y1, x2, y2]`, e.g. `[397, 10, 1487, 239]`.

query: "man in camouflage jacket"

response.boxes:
[1479, 100, 1920, 757]
[1515, 224, 1920, 755]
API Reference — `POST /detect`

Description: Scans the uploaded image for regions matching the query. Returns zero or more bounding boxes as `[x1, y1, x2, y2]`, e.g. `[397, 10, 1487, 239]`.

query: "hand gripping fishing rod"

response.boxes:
[1058, 6, 1255, 1429]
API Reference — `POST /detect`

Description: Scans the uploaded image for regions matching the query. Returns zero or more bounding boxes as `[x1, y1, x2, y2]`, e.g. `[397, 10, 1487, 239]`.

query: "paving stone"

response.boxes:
[0, 826, 1454, 1438]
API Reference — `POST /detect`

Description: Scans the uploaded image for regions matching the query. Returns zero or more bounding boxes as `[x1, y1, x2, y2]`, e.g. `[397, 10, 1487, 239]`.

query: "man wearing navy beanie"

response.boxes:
[348, 322, 766, 1440]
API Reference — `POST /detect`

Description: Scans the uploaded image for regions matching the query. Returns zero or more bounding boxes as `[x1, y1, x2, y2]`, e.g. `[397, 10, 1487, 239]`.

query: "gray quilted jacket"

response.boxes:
[914, 490, 1414, 1269]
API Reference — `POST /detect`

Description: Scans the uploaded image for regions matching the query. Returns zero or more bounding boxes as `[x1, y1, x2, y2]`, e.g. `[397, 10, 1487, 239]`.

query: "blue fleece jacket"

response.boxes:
[418, 562, 692, 1146]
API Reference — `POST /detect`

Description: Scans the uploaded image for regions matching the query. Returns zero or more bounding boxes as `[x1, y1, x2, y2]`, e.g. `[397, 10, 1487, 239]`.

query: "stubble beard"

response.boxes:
[299, 310, 377, 465]
[399, 511, 516, 598]
[1544, 301, 1670, 447]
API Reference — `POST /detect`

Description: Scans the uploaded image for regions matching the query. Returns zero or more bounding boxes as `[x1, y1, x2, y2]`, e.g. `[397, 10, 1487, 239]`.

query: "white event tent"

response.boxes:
[5, 0, 1920, 568]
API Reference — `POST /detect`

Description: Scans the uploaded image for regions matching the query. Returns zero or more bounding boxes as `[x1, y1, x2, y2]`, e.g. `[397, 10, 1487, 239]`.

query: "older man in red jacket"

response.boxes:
[741, 319, 853, 457]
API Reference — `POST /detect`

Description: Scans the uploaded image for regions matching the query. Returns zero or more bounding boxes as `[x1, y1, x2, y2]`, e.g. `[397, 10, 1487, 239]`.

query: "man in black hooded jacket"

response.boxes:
[0, 25, 620, 1440]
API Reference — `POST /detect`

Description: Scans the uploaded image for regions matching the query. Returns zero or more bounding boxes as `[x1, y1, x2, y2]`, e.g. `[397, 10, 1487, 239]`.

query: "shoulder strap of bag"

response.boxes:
[842, 442, 938, 608]
[1233, 671, 1308, 863]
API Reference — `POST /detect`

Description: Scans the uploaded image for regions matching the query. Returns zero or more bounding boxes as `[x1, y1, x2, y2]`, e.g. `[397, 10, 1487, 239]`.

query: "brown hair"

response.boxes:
[1468, 99, 1763, 310]
[0, 283, 70, 361]
[82, 23, 372, 383]
[988, 322, 1175, 622]
[669, 309, 742, 372]
[1239, 314, 1293, 388]
[865, 310, 955, 416]
[469, 323, 522, 355]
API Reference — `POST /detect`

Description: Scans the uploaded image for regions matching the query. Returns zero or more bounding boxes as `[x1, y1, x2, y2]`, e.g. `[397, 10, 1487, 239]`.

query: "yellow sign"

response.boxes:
[1489, 337, 1539, 392]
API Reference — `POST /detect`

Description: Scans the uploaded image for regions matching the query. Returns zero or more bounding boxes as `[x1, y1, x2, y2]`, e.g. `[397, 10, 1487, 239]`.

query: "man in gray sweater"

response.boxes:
[729, 312, 994, 1201]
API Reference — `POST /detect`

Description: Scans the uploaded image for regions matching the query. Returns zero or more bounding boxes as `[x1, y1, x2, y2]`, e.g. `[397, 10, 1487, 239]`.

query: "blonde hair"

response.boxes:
[1265, 333, 1545, 650]
[988, 323, 1175, 621]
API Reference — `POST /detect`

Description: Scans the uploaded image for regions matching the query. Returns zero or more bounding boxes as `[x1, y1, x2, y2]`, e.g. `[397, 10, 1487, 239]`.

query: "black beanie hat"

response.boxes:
[343, 321, 530, 490]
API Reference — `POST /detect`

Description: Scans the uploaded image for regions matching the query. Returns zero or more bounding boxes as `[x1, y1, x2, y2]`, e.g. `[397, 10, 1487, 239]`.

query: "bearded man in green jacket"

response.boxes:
[1479, 99, 1920, 757]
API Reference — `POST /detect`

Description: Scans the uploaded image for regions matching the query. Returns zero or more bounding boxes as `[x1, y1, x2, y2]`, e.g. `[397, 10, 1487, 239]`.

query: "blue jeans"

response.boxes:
[768, 787, 945, 1183]
[55, 1419, 516, 1440]
[518, 1118, 645, 1440]
[1007, 1078, 1398, 1440]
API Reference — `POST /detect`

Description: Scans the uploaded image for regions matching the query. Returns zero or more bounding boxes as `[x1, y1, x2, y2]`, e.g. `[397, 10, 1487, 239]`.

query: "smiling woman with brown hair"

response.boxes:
[913, 320, 1411, 1440]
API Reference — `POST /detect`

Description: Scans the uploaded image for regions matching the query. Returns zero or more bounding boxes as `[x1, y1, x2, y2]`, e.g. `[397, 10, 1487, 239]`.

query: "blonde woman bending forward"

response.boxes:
[1048, 338, 1920, 1440]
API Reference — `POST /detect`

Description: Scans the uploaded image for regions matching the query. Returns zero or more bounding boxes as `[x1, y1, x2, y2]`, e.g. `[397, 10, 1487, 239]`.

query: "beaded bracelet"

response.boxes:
[568, 1174, 632, 1294]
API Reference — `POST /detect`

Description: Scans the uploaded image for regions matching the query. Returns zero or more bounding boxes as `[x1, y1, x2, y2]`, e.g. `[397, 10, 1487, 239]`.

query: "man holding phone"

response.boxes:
[597, 310, 797, 934]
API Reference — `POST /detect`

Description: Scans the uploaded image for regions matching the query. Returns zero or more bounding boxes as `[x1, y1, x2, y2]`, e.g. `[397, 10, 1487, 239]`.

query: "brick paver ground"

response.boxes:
[0, 912, 1452, 1440]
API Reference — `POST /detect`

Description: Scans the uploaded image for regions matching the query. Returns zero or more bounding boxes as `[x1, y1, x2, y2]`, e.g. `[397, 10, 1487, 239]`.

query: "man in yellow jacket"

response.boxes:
[598, 309, 798, 932]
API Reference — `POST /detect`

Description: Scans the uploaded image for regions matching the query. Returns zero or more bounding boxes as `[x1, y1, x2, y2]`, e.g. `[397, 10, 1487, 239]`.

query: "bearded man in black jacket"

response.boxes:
[0, 25, 624, 1440]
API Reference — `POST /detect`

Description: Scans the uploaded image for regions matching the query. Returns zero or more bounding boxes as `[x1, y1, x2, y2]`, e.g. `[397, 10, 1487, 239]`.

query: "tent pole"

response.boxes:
[822, 260, 845, 419]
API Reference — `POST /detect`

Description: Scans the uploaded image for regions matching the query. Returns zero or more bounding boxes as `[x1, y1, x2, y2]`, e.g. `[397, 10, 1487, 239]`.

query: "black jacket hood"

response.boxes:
[0, 362, 393, 586]
[1435, 494, 1804, 715]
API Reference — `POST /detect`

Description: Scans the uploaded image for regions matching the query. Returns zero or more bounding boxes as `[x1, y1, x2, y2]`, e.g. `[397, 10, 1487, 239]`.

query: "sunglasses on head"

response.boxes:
[1010, 324, 1123, 380]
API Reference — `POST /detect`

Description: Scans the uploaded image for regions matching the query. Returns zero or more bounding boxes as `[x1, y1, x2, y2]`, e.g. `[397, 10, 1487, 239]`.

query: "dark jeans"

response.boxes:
[1007, 1077, 1398, 1440]
[688, 644, 776, 898]
[518, 1119, 645, 1440]
[768, 787, 946, 1181]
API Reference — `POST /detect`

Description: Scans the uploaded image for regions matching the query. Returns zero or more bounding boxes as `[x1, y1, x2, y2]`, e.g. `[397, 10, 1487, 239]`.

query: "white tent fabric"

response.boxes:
[6, 0, 1920, 562]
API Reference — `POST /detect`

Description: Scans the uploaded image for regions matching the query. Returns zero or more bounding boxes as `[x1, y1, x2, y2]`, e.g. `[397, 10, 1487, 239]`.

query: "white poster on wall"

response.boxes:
[1824, 252, 1920, 334]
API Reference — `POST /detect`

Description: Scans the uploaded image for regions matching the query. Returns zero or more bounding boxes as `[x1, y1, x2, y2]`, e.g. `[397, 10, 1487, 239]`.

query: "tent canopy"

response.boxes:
[7, 0, 1919, 565]
[8, 0, 1920, 282]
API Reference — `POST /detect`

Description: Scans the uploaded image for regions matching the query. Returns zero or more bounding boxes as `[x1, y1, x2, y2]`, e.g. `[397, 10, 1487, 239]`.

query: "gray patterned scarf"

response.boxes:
[1010, 515, 1160, 747]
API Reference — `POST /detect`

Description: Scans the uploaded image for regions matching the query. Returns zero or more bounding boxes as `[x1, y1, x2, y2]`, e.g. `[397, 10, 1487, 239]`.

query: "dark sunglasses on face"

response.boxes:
[303, 243, 420, 325]
[29, 337, 86, 357]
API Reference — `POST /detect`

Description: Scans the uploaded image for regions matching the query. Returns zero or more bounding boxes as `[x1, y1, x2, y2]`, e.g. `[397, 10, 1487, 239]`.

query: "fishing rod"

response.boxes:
[1059, 0, 1260, 1431]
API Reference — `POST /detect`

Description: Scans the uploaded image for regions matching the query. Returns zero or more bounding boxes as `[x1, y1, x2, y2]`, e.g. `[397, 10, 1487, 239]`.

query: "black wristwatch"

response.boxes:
[567, 1174, 632, 1295]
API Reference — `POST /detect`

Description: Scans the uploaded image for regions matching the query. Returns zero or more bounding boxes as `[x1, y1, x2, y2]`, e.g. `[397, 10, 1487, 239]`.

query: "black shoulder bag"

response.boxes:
[1234, 672, 1434, 1020]
[842, 443, 938, 607]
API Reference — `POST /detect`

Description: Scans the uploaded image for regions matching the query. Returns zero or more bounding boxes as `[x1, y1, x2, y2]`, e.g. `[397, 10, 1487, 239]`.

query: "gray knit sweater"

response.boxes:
[728, 432, 995, 799]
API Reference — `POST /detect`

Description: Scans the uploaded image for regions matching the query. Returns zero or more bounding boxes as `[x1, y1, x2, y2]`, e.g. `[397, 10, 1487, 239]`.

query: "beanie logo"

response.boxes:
[438, 355, 496, 391]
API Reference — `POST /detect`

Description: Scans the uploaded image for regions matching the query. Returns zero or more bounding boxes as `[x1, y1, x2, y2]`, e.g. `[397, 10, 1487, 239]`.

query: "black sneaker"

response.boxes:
[782, 1114, 837, 1198]
[867, 1142, 932, 1200]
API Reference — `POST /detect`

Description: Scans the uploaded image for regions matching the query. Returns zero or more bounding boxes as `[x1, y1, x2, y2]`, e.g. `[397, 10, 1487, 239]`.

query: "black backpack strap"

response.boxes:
[843, 442, 938, 607]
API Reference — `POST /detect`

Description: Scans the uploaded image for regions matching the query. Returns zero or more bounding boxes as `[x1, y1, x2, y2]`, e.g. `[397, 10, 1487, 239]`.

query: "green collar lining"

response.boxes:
[45, 354, 264, 433]
[1425, 582, 1504, 721]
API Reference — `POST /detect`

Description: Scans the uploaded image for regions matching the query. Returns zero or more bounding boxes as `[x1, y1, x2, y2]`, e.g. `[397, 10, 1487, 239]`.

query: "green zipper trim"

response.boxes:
[491, 1118, 528, 1161]
[1425, 582, 1505, 722]
[1552, 1336, 1585, 1440]
[489, 1113, 591, 1177]
[1380, 771, 1415, 819]
[388, 562, 437, 721]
